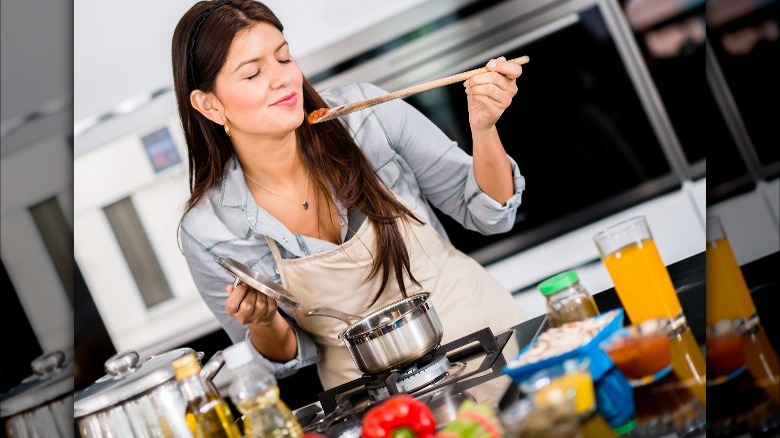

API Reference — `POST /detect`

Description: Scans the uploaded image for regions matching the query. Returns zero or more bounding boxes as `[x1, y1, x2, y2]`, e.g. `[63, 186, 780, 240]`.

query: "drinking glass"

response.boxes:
[706, 216, 757, 322]
[501, 390, 581, 438]
[706, 216, 779, 403]
[594, 217, 681, 321]
[706, 319, 780, 436]
[518, 357, 596, 417]
[594, 216, 706, 403]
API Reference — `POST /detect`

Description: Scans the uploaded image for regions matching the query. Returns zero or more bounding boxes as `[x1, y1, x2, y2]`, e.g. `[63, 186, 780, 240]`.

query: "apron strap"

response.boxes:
[264, 235, 285, 261]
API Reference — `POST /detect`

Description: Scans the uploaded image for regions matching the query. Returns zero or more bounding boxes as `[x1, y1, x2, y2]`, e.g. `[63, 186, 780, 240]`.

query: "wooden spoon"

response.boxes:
[308, 55, 530, 124]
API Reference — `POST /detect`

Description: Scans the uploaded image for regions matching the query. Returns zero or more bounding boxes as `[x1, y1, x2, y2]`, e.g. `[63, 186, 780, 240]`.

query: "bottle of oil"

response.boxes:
[172, 353, 241, 438]
[223, 341, 303, 438]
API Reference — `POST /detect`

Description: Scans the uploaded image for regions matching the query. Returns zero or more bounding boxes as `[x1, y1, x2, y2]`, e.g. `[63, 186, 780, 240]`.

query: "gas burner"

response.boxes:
[316, 328, 513, 415]
[302, 401, 366, 435]
[367, 355, 452, 401]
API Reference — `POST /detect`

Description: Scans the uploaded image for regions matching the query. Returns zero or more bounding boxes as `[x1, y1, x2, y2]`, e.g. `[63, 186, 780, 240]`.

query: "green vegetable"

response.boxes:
[435, 400, 503, 438]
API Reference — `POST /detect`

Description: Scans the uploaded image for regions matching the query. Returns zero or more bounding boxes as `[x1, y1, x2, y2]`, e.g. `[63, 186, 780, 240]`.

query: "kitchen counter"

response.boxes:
[289, 250, 780, 437]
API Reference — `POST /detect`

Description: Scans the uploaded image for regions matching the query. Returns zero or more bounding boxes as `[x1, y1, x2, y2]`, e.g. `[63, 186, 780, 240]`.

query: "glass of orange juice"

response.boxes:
[593, 216, 706, 403]
[706, 216, 757, 323]
[706, 216, 779, 402]
[593, 216, 682, 322]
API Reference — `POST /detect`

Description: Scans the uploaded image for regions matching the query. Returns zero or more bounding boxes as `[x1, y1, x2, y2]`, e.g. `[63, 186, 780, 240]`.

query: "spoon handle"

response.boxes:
[309, 55, 530, 124]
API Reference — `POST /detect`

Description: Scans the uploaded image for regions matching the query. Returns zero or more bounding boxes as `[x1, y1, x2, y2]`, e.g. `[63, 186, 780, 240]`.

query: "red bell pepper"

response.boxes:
[362, 394, 437, 438]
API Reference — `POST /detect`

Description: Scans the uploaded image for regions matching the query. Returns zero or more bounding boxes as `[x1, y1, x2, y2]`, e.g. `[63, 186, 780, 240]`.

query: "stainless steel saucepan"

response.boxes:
[306, 292, 444, 375]
[1, 350, 74, 438]
[74, 348, 225, 437]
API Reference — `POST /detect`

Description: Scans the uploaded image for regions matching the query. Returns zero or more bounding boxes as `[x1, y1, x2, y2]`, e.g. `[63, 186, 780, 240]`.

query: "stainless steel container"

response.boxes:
[1, 350, 74, 437]
[308, 292, 444, 374]
[73, 348, 224, 438]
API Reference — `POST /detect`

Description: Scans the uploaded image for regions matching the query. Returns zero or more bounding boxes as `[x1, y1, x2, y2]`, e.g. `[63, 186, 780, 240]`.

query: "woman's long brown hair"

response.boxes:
[172, 0, 420, 305]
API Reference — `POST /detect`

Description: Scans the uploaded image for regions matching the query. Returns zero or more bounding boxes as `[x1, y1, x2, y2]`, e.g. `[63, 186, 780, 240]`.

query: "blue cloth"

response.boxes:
[179, 82, 525, 377]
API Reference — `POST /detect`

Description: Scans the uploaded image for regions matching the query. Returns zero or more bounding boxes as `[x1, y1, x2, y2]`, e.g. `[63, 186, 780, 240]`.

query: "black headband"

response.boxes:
[188, 0, 234, 88]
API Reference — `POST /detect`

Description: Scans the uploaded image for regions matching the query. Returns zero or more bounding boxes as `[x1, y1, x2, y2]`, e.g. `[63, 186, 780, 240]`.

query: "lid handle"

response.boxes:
[104, 351, 141, 377]
[200, 351, 224, 382]
[31, 351, 67, 377]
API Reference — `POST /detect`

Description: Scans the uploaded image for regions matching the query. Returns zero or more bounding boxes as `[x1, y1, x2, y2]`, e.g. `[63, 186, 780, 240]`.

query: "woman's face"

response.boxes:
[213, 22, 305, 137]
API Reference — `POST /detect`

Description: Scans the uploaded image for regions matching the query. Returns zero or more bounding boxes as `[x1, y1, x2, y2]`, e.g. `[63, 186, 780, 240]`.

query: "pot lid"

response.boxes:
[218, 257, 300, 308]
[0, 350, 75, 418]
[73, 347, 196, 418]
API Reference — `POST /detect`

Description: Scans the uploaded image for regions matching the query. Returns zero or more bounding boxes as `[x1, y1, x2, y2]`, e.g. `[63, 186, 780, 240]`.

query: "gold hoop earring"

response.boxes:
[223, 123, 231, 137]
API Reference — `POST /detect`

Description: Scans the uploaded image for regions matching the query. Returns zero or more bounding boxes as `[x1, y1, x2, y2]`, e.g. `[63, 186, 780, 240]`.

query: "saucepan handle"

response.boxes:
[305, 308, 362, 325]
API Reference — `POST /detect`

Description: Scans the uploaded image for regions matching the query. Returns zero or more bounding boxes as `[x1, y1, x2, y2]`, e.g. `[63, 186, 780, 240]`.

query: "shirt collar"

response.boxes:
[219, 155, 250, 209]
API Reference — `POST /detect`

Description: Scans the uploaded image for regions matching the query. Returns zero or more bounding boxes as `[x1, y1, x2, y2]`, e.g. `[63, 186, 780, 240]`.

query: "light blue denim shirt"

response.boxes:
[179, 82, 525, 377]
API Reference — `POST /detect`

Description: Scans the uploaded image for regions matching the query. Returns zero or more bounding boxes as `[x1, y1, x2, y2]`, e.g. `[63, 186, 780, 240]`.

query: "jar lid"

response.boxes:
[73, 348, 196, 418]
[0, 351, 74, 418]
[613, 418, 637, 436]
[538, 270, 580, 296]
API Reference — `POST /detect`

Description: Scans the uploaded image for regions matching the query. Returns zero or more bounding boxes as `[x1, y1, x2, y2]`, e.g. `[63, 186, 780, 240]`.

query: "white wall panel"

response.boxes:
[131, 173, 197, 299]
[1, 135, 71, 215]
[688, 178, 707, 227]
[708, 182, 780, 266]
[74, 206, 220, 355]
[74, 135, 156, 214]
[1, 211, 72, 351]
[74, 211, 148, 336]
[0, 135, 73, 352]
[762, 178, 779, 227]
[73, 118, 223, 355]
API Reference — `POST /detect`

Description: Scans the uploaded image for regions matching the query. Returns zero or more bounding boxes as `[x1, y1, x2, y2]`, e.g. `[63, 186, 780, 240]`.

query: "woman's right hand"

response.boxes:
[225, 281, 278, 325]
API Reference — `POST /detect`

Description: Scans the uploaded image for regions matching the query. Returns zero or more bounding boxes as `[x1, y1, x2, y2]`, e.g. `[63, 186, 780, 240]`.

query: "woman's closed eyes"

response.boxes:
[246, 59, 293, 81]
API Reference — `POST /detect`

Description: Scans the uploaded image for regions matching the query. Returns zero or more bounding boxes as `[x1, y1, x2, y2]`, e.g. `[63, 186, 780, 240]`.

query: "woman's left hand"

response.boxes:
[464, 56, 522, 131]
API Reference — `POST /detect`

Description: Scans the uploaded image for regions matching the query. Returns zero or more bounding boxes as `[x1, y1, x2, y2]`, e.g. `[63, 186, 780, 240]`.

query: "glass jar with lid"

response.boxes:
[538, 270, 600, 327]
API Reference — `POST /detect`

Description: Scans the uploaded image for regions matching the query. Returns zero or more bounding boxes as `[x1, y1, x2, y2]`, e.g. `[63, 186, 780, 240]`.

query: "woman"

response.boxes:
[174, 0, 528, 396]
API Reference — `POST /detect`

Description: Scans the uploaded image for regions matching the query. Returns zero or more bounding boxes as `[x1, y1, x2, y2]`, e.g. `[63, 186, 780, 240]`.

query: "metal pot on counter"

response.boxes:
[1, 350, 74, 437]
[73, 348, 224, 438]
[307, 292, 444, 374]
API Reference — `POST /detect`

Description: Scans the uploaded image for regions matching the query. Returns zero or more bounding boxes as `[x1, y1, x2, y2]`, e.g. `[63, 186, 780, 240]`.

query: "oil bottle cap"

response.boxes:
[538, 270, 580, 296]
[171, 353, 201, 380]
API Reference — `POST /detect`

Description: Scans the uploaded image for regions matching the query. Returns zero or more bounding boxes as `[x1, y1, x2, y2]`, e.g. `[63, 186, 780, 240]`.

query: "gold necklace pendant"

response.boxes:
[244, 169, 310, 211]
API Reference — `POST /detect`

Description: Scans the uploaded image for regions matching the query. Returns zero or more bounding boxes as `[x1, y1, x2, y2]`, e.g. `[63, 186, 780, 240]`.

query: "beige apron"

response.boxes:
[266, 198, 527, 404]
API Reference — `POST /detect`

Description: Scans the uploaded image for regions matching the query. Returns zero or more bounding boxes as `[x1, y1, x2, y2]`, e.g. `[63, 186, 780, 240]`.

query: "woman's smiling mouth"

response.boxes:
[271, 92, 297, 106]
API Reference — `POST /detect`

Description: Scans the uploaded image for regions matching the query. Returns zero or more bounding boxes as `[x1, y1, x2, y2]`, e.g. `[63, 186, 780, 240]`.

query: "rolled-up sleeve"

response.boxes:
[463, 159, 525, 232]
[243, 309, 321, 378]
[179, 225, 321, 378]
[357, 83, 525, 234]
